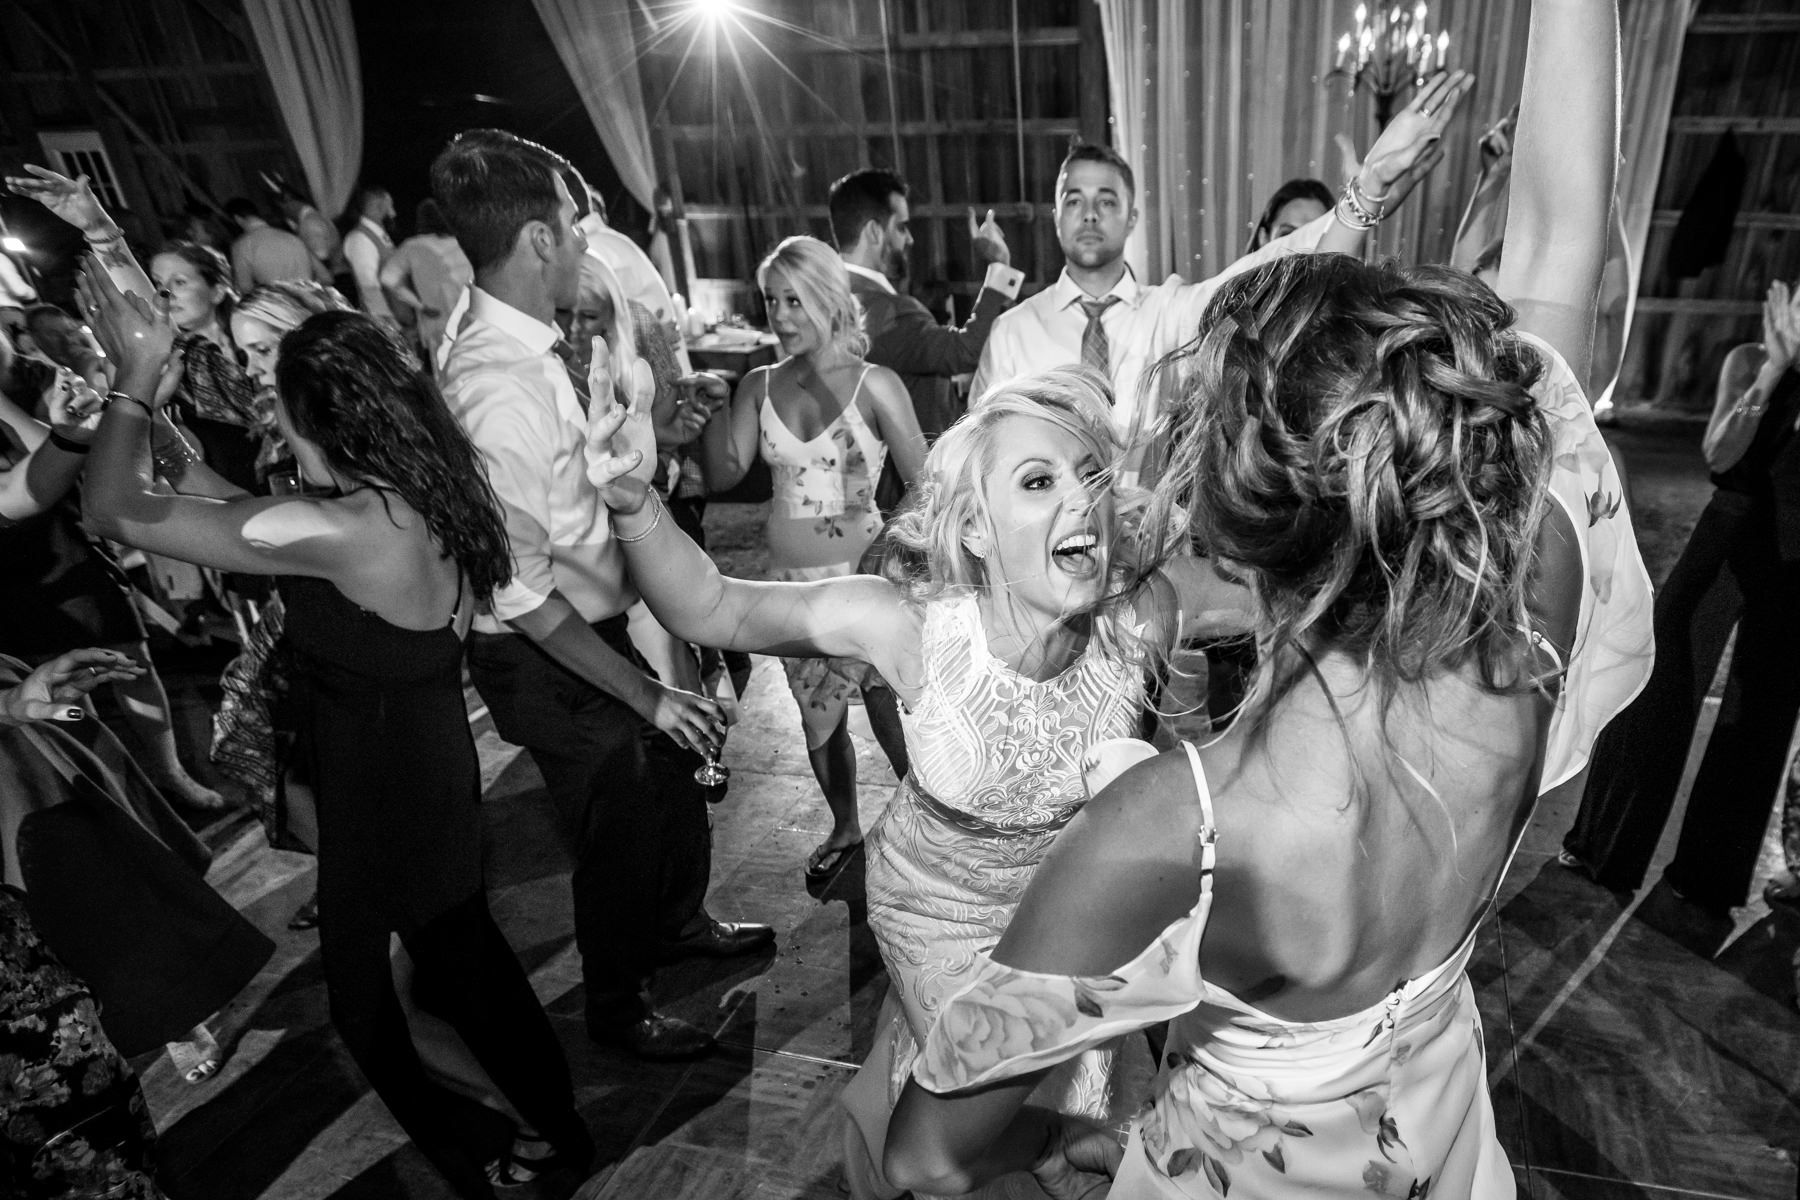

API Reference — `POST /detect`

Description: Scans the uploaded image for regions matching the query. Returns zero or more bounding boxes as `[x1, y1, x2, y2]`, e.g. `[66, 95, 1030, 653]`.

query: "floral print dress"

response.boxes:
[759, 366, 887, 723]
[908, 337, 1654, 1199]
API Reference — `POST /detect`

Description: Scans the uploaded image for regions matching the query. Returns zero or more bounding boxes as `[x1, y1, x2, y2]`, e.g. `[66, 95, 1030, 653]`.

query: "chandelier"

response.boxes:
[1331, 3, 1451, 127]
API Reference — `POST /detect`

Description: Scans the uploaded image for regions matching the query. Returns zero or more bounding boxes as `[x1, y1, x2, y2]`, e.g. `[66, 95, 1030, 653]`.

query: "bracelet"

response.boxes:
[153, 437, 201, 477]
[1335, 176, 1387, 231]
[47, 430, 90, 455]
[613, 492, 664, 544]
[106, 391, 154, 416]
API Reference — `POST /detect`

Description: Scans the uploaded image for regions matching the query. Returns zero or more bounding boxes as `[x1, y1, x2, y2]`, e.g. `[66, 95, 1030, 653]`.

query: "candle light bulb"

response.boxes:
[1437, 30, 1449, 61]
[1415, 2, 1427, 24]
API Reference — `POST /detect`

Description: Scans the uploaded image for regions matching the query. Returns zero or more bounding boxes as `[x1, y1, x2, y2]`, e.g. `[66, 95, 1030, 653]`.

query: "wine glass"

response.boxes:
[694, 745, 730, 788]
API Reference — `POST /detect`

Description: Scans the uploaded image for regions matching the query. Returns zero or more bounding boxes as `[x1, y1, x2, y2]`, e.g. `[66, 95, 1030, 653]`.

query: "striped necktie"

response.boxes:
[1079, 295, 1121, 381]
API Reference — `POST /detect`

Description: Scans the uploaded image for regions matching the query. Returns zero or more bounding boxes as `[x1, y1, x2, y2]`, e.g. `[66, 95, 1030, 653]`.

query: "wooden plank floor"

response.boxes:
[139, 421, 1800, 1199]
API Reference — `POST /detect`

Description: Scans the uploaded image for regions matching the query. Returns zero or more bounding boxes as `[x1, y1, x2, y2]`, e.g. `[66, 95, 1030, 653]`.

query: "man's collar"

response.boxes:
[358, 216, 390, 241]
[1051, 264, 1140, 310]
[842, 260, 896, 295]
[467, 287, 561, 356]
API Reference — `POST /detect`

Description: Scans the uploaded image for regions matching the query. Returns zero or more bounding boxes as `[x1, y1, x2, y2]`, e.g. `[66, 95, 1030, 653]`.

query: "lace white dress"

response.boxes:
[841, 593, 1151, 1196]
[908, 335, 1655, 1199]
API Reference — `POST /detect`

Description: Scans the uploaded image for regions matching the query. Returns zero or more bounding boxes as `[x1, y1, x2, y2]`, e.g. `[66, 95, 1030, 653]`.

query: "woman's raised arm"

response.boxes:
[1497, 0, 1620, 381]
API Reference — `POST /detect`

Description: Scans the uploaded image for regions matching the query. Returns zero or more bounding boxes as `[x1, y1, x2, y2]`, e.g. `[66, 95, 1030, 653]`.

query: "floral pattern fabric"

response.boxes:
[866, 596, 1148, 1127]
[760, 367, 889, 722]
[0, 888, 164, 1200]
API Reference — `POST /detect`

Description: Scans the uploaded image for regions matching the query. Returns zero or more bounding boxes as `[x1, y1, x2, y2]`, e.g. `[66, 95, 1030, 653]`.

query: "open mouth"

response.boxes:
[1051, 530, 1101, 577]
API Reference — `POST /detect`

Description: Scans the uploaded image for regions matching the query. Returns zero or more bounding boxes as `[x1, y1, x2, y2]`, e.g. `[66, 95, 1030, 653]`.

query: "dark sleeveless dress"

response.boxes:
[280, 573, 479, 926]
[279, 571, 588, 1199]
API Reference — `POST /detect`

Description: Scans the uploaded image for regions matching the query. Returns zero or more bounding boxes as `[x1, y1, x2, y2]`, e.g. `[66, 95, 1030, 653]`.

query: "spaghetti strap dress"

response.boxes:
[759, 365, 887, 730]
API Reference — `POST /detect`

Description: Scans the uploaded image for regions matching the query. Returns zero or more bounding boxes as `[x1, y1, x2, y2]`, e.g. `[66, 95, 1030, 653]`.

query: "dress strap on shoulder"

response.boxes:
[1179, 741, 1219, 883]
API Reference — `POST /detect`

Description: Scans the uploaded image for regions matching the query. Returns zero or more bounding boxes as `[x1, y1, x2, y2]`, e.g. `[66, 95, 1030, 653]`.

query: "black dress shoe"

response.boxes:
[590, 1013, 715, 1061]
[655, 920, 776, 963]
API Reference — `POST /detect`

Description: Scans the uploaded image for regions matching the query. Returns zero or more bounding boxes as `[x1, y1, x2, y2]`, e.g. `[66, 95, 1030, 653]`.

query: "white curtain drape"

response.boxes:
[242, 0, 362, 219]
[1097, 0, 1685, 286]
[1613, 0, 1700, 389]
[529, 0, 657, 212]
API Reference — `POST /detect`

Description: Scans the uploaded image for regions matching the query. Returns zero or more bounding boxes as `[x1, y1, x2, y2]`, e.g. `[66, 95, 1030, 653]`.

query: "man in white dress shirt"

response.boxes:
[973, 143, 1335, 450]
[432, 129, 773, 1062]
[342, 185, 398, 326]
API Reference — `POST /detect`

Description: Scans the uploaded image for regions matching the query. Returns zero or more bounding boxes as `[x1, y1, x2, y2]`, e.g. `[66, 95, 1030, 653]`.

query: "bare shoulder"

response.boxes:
[996, 751, 1208, 976]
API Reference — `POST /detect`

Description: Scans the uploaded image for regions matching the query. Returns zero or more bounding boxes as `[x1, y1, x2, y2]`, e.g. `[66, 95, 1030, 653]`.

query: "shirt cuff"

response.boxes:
[982, 262, 1025, 300]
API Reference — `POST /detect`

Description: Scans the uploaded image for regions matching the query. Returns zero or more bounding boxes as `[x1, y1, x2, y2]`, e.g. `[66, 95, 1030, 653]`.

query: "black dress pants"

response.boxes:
[319, 890, 591, 1200]
[1566, 491, 1800, 907]
[468, 618, 711, 1030]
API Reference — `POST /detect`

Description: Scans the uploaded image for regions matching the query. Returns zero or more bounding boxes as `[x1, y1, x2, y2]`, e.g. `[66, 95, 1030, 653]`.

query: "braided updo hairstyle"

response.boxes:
[1148, 253, 1554, 730]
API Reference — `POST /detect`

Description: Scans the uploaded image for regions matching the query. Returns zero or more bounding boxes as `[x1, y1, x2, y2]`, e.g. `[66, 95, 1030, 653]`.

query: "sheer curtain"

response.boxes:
[242, 0, 362, 218]
[1097, 0, 1704, 282]
[529, 0, 657, 212]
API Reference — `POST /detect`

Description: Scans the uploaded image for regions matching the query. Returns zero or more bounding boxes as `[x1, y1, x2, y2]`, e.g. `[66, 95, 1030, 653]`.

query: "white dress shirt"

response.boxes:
[971, 213, 1335, 435]
[439, 288, 655, 632]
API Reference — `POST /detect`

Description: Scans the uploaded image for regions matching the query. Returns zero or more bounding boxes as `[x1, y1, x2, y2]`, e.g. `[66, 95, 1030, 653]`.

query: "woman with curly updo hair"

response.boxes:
[702, 234, 927, 879]
[79, 286, 592, 1196]
[882, 2, 1653, 1197]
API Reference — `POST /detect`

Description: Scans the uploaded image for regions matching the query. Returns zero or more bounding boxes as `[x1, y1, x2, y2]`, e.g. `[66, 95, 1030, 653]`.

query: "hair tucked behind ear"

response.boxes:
[275, 312, 513, 602]
[1147, 254, 1554, 731]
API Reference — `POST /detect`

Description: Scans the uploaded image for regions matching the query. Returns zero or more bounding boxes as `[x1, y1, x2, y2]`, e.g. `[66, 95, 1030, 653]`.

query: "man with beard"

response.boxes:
[828, 169, 1022, 513]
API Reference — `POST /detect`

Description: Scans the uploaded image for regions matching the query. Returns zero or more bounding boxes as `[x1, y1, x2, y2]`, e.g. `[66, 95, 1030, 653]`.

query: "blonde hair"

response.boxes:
[576, 252, 644, 406]
[884, 366, 1165, 663]
[757, 235, 868, 357]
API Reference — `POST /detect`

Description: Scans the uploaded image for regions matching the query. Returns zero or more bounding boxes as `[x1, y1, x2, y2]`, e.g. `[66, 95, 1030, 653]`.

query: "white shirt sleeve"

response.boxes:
[451, 371, 559, 620]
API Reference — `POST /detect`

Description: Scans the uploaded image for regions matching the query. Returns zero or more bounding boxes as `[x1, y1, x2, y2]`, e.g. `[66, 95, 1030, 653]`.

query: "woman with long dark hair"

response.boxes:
[79, 278, 592, 1197]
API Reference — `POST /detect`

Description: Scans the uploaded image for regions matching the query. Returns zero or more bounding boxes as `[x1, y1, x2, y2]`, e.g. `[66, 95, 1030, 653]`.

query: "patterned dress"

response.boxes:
[759, 366, 887, 727]
[909, 335, 1654, 1198]
[847, 593, 1148, 1175]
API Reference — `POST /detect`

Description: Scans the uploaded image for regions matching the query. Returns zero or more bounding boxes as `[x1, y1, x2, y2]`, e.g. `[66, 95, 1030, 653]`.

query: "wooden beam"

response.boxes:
[1650, 210, 1800, 232]
[1077, 0, 1109, 145]
[1689, 14, 1800, 34]
[14, 6, 226, 215]
[1633, 298, 1761, 317]
[643, 28, 1083, 56]
[1667, 116, 1800, 135]
[670, 118, 1084, 139]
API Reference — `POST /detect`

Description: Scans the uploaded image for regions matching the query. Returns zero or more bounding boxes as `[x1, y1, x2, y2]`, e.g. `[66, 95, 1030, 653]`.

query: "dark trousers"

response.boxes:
[319, 890, 590, 1200]
[468, 618, 711, 1029]
[1566, 491, 1800, 907]
[668, 496, 753, 697]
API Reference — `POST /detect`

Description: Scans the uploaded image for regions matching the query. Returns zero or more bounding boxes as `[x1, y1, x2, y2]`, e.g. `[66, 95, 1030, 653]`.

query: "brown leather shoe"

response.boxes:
[590, 1013, 715, 1061]
[655, 920, 776, 963]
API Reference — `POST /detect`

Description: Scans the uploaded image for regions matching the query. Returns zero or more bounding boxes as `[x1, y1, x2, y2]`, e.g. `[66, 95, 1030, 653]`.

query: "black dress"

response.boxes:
[1565, 366, 1800, 909]
[281, 573, 590, 1199]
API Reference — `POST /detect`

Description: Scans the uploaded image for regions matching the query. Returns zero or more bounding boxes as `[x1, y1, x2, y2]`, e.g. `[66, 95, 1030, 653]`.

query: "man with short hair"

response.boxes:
[342, 185, 399, 324]
[20, 303, 107, 390]
[974, 142, 1346, 446]
[224, 196, 327, 293]
[828, 168, 1021, 506]
[432, 129, 772, 1062]
[276, 190, 346, 284]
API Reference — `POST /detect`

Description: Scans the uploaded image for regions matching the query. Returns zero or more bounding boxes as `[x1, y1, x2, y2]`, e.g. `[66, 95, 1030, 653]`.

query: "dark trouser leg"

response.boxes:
[670, 495, 754, 699]
[319, 905, 495, 1200]
[1565, 496, 1746, 891]
[861, 683, 909, 780]
[1202, 637, 1257, 728]
[468, 624, 710, 1031]
[1664, 555, 1800, 911]
[402, 893, 592, 1164]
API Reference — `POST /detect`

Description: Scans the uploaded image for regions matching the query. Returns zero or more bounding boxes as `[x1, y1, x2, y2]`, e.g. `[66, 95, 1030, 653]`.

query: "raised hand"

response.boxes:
[970, 207, 1011, 267]
[1359, 70, 1476, 208]
[584, 399, 650, 514]
[5, 164, 116, 236]
[1762, 280, 1798, 374]
[75, 264, 174, 397]
[0, 648, 144, 727]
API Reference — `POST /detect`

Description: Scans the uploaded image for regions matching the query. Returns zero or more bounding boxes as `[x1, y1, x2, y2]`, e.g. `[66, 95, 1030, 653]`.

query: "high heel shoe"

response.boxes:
[484, 1133, 561, 1189]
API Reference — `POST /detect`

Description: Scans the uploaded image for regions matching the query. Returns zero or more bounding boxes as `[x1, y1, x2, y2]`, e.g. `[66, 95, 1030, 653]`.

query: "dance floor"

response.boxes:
[139, 417, 1799, 1200]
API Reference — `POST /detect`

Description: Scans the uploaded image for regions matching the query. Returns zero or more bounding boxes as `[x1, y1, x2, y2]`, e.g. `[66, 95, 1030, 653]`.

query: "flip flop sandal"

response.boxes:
[803, 840, 862, 880]
[486, 1134, 560, 1188]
